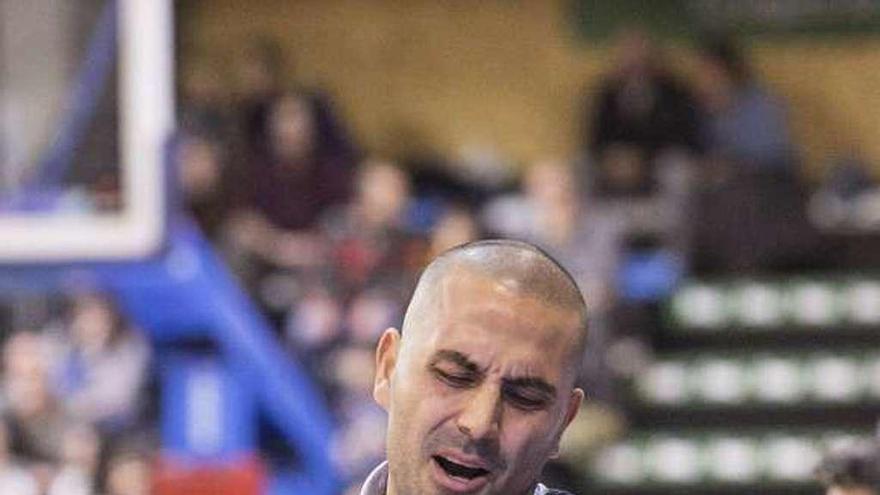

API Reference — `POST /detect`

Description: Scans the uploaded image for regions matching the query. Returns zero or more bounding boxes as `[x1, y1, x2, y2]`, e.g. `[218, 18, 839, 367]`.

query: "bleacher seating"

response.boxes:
[587, 276, 880, 494]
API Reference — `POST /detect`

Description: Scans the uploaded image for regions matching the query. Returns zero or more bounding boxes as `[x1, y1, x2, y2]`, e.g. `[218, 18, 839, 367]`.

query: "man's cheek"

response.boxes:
[502, 420, 553, 462]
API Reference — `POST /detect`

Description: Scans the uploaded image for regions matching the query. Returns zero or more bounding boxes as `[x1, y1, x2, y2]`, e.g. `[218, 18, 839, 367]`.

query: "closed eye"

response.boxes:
[433, 367, 477, 388]
[503, 388, 550, 411]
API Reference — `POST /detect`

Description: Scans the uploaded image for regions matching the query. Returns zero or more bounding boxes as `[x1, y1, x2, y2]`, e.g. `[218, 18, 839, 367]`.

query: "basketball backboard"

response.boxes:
[0, 0, 173, 263]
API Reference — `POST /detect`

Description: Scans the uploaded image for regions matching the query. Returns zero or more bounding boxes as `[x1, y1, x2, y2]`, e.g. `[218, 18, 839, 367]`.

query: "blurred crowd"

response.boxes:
[4, 25, 880, 494]
[0, 293, 152, 495]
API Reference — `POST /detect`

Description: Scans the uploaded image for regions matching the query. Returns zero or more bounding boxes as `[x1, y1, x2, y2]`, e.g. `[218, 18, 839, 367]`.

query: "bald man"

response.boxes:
[361, 240, 587, 495]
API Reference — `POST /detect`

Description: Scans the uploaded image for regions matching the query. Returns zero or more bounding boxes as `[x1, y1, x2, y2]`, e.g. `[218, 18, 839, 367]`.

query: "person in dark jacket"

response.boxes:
[587, 28, 702, 197]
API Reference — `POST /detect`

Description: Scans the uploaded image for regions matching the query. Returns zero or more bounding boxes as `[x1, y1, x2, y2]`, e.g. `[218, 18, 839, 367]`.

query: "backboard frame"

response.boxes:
[0, 0, 173, 263]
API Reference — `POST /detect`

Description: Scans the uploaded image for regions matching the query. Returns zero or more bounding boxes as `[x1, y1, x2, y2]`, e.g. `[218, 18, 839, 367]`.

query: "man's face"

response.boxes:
[374, 269, 584, 495]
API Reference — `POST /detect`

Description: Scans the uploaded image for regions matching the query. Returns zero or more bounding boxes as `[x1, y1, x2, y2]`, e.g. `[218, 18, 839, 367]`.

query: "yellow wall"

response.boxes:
[180, 0, 880, 178]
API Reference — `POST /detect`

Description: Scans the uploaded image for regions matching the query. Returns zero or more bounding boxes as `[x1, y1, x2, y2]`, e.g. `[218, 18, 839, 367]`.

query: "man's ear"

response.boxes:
[549, 387, 584, 459]
[564, 387, 585, 430]
[373, 327, 401, 411]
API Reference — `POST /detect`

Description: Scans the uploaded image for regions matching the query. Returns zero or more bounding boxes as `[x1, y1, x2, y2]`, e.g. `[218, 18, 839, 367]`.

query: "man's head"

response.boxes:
[373, 240, 588, 495]
[816, 442, 880, 495]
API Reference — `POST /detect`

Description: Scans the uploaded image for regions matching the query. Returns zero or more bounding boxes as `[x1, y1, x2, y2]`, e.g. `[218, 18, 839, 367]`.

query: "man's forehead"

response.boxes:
[435, 268, 581, 326]
[412, 269, 581, 364]
[439, 266, 514, 300]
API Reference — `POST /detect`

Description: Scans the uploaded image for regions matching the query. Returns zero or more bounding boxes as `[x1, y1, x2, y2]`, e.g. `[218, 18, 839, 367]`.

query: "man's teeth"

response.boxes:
[434, 456, 490, 480]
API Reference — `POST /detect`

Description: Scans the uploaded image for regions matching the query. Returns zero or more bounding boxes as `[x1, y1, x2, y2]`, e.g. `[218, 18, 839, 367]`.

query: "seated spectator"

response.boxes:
[689, 32, 820, 274]
[587, 27, 702, 197]
[233, 38, 358, 161]
[284, 160, 414, 382]
[695, 31, 796, 178]
[226, 90, 355, 271]
[321, 159, 423, 297]
[1, 332, 69, 474]
[53, 293, 150, 434]
[483, 159, 624, 313]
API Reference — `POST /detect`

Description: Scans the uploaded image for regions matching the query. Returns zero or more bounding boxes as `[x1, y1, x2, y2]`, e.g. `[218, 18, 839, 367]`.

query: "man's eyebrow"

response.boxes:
[502, 376, 557, 398]
[428, 349, 482, 375]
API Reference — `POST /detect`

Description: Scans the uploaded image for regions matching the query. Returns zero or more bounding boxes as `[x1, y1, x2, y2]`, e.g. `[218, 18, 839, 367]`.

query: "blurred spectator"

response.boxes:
[695, 32, 796, 177]
[1, 332, 69, 469]
[690, 33, 819, 273]
[233, 38, 358, 165]
[816, 441, 880, 495]
[177, 134, 230, 238]
[0, 419, 38, 495]
[321, 159, 421, 296]
[284, 161, 413, 402]
[226, 90, 355, 271]
[587, 28, 702, 197]
[483, 159, 624, 312]
[53, 293, 150, 433]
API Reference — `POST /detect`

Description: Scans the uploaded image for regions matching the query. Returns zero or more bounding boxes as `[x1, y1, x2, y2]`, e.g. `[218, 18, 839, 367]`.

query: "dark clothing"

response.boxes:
[238, 155, 352, 231]
[587, 72, 701, 197]
[590, 73, 702, 159]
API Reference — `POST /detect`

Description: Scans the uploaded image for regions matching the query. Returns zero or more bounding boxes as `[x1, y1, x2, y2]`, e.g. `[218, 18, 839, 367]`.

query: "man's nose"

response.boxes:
[456, 385, 502, 441]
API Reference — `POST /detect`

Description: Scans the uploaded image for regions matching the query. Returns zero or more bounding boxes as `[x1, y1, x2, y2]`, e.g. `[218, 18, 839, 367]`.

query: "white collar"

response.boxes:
[359, 461, 389, 495]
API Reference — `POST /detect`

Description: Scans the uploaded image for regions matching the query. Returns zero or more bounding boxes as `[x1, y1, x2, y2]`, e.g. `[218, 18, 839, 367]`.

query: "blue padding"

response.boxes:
[160, 354, 257, 459]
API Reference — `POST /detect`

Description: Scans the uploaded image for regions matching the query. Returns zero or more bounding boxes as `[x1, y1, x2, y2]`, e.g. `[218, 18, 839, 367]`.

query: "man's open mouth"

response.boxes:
[433, 455, 491, 480]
